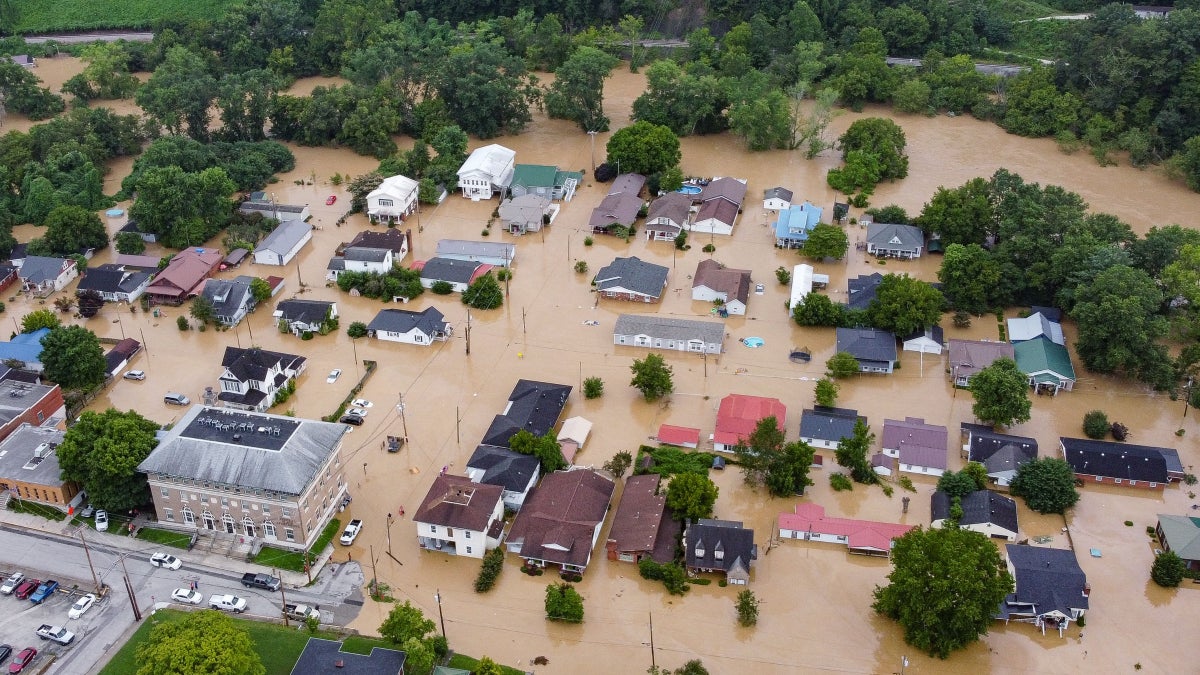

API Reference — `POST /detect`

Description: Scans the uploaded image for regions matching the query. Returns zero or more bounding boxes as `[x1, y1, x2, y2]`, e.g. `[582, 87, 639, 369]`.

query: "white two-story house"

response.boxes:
[414, 474, 506, 558]
[217, 347, 306, 413]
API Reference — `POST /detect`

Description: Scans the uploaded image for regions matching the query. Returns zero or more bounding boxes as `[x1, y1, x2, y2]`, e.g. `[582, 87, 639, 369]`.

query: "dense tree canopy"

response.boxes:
[605, 121, 681, 176]
[865, 274, 944, 336]
[58, 408, 159, 511]
[128, 165, 237, 249]
[1009, 457, 1080, 515]
[938, 243, 1001, 314]
[545, 47, 618, 132]
[136, 610, 265, 675]
[27, 205, 108, 257]
[379, 601, 435, 646]
[665, 473, 719, 523]
[1071, 265, 1169, 379]
[969, 358, 1032, 428]
[630, 353, 674, 401]
[40, 325, 106, 390]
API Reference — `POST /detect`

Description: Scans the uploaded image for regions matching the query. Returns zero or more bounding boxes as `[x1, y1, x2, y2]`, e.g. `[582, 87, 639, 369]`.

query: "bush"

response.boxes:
[176, 316, 189, 331]
[830, 474, 853, 491]
[574, 260, 588, 274]
[474, 548, 505, 593]
[1185, 473, 1198, 486]
[347, 321, 368, 338]
[431, 280, 454, 295]
[1152, 551, 1186, 587]
[496, 268, 513, 282]
[1082, 410, 1109, 439]
[736, 590, 759, 627]
[775, 266, 791, 285]
[584, 236, 594, 246]
[545, 583, 584, 622]
[583, 376, 604, 399]
[639, 559, 690, 595]
[702, 243, 716, 253]
[898, 476, 916, 492]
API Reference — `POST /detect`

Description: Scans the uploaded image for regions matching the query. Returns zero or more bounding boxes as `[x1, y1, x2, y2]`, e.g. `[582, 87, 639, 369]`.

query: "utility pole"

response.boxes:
[276, 568, 289, 627]
[118, 555, 141, 621]
[386, 513, 394, 558]
[370, 544, 378, 598]
[521, 307, 526, 336]
[398, 392, 409, 443]
[1184, 377, 1195, 419]
[435, 589, 447, 638]
[78, 530, 100, 593]
[456, 406, 461, 445]
[587, 130, 598, 173]
[648, 611, 656, 670]
[465, 310, 472, 355]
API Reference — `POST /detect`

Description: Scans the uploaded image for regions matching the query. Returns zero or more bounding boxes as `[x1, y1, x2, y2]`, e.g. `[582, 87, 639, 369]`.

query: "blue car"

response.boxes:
[29, 580, 57, 604]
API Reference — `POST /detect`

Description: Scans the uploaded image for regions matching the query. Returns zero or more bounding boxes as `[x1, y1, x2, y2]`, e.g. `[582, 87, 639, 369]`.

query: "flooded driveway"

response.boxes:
[3, 58, 1198, 673]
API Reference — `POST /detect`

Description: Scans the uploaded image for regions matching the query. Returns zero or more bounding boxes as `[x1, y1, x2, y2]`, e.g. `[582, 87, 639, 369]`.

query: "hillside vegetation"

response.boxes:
[10, 0, 238, 34]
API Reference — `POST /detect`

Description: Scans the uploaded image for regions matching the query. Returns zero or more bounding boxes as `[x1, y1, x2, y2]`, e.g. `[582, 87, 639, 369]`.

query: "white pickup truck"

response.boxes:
[283, 603, 325, 622]
[339, 519, 363, 546]
[209, 594, 248, 613]
[36, 624, 75, 645]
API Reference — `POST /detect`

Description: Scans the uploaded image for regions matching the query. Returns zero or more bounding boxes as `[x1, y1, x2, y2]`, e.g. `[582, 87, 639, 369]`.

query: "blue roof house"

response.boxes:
[0, 328, 50, 372]
[774, 202, 822, 249]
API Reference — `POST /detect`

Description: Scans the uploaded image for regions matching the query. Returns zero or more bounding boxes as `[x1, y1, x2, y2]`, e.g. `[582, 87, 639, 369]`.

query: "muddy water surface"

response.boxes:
[6, 61, 1199, 673]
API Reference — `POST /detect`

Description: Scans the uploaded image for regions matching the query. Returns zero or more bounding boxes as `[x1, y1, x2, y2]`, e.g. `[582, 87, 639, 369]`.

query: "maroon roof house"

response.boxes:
[506, 468, 615, 575]
[606, 474, 679, 564]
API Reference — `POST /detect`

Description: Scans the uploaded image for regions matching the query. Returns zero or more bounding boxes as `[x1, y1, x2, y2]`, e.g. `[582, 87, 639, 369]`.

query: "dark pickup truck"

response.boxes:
[241, 572, 281, 591]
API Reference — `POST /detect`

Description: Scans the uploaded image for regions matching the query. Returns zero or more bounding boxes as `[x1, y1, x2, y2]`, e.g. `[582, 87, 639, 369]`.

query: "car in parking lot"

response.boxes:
[94, 510, 108, 532]
[150, 553, 182, 570]
[13, 580, 38, 600]
[0, 574, 23, 595]
[326, 195, 336, 205]
[339, 413, 364, 426]
[209, 594, 247, 613]
[68, 594, 96, 619]
[79, 503, 94, 518]
[8, 647, 35, 673]
[170, 588, 203, 605]
[0, 646, 9, 666]
[347, 407, 369, 418]
[327, 369, 342, 383]
[350, 398, 373, 408]
[122, 370, 146, 381]
[164, 392, 190, 406]
[28, 581, 57, 604]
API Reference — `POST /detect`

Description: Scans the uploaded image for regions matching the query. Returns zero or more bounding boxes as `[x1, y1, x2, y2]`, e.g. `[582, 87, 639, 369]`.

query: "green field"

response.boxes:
[12, 0, 239, 34]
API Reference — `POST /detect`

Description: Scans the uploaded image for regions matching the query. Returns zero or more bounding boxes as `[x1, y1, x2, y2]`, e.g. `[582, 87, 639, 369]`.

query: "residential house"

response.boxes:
[656, 424, 700, 449]
[0, 329, 50, 373]
[762, 187, 793, 211]
[1060, 437, 1173, 489]
[865, 222, 924, 259]
[556, 416, 592, 464]
[414, 258, 493, 293]
[1133, 5, 1172, 18]
[948, 340, 1015, 387]
[931, 490, 1019, 541]
[799, 406, 865, 450]
[146, 248, 223, 305]
[116, 219, 156, 244]
[691, 259, 751, 315]
[326, 229, 410, 280]
[509, 164, 582, 202]
[7, 243, 24, 267]
[104, 338, 142, 378]
[1008, 312, 1065, 345]
[8, 55, 34, 68]
[882, 417, 948, 476]
[787, 264, 830, 311]
[274, 300, 338, 337]
[643, 192, 692, 241]
[609, 173, 647, 196]
[685, 518, 757, 585]
[480, 379, 572, 448]
[290, 638, 405, 675]
[1013, 339, 1076, 394]
[366, 174, 419, 224]
[594, 256, 668, 303]
[588, 192, 644, 235]
[217, 347, 306, 413]
[962, 423, 1038, 487]
[835, 327, 898, 374]
[238, 200, 311, 222]
[1155, 514, 1200, 571]
[902, 326, 944, 354]
[998, 545, 1089, 635]
[606, 474, 678, 564]
[222, 248, 248, 270]
[0, 380, 64, 442]
[200, 277, 256, 327]
[465, 445, 540, 511]
[690, 177, 748, 236]
[778, 503, 913, 557]
[113, 254, 163, 272]
[613, 314, 724, 354]
[773, 202, 823, 249]
[253, 220, 313, 266]
[76, 266, 152, 303]
[18, 256, 77, 295]
[0, 425, 78, 509]
[499, 194, 556, 235]
[506, 468, 615, 574]
[138, 405, 350, 549]
[366, 307, 452, 345]
[845, 273, 883, 310]
[414, 474, 505, 558]
[712, 394, 786, 453]
[436, 240, 515, 267]
[456, 144, 516, 200]
[0, 265, 16, 295]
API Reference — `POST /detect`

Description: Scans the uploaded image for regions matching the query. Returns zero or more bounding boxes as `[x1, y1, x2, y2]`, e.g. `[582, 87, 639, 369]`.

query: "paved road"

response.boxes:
[23, 32, 153, 44]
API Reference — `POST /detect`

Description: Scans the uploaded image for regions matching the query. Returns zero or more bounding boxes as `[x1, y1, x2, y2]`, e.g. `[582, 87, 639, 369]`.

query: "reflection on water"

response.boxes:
[4, 59, 1198, 673]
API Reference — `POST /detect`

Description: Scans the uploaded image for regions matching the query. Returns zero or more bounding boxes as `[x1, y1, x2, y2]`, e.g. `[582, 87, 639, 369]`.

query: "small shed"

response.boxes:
[657, 424, 701, 449]
[557, 416, 593, 464]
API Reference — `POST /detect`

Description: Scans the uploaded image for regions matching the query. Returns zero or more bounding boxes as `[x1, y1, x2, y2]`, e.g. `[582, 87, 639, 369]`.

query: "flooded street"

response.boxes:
[6, 60, 1200, 672]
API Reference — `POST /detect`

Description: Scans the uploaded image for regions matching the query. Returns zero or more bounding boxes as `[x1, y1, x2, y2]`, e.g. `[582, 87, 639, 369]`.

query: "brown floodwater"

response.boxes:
[6, 59, 1199, 673]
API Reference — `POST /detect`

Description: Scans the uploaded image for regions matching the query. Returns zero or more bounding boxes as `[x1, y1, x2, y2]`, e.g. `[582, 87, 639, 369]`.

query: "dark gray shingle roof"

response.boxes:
[594, 256, 668, 298]
[366, 307, 447, 335]
[1003, 544, 1089, 618]
[931, 490, 1018, 534]
[1060, 437, 1170, 483]
[466, 445, 540, 493]
[836, 327, 898, 363]
[799, 406, 864, 443]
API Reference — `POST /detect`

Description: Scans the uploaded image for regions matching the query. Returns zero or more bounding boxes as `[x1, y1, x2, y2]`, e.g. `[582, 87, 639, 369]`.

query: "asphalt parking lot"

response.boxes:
[0, 573, 97, 671]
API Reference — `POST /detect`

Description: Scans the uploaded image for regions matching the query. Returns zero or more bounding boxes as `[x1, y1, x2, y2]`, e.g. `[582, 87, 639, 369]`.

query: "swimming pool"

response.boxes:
[678, 185, 702, 195]
[742, 337, 764, 348]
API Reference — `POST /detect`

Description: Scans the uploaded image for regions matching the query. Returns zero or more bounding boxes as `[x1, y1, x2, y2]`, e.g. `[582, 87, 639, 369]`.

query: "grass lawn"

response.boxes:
[6, 499, 68, 521]
[12, 0, 240, 33]
[448, 653, 526, 675]
[135, 526, 192, 549]
[253, 518, 341, 572]
[634, 445, 715, 478]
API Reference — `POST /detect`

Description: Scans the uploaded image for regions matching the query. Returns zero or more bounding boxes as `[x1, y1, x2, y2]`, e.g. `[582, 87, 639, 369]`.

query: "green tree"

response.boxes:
[508, 430, 566, 474]
[129, 166, 236, 249]
[893, 79, 932, 114]
[936, 470, 979, 499]
[814, 378, 839, 407]
[40, 325, 106, 390]
[1162, 243, 1200, 309]
[379, 601, 435, 645]
[791, 292, 844, 327]
[838, 118, 909, 181]
[544, 47, 619, 132]
[20, 309, 60, 333]
[826, 150, 882, 199]
[115, 231, 146, 255]
[249, 278, 272, 304]
[136, 46, 218, 141]
[583, 376, 604, 399]
[630, 353, 674, 401]
[0, 60, 65, 120]
[916, 177, 994, 247]
[937, 243, 1001, 314]
[969, 358, 1032, 428]
[474, 657, 507, 675]
[866, 274, 945, 336]
[1082, 410, 1110, 439]
[606, 121, 681, 176]
[826, 351, 861, 379]
[1009, 457, 1080, 514]
[765, 441, 816, 497]
[347, 321, 368, 339]
[216, 69, 282, 143]
[735, 589, 759, 627]
[726, 73, 793, 150]
[631, 60, 727, 137]
[828, 28, 896, 111]
[27, 205, 108, 257]
[400, 637, 434, 675]
[734, 416, 785, 485]
[665, 473, 718, 523]
[62, 42, 140, 101]
[835, 419, 875, 484]
[873, 526, 1014, 658]
[462, 273, 503, 309]
[1072, 265, 1168, 380]
[190, 296, 217, 326]
[57, 408, 159, 511]
[602, 451, 633, 479]
[545, 583, 584, 622]
[433, 42, 538, 138]
[1151, 551, 1186, 588]
[801, 224, 850, 261]
[135, 609, 265, 675]
[963, 462, 990, 491]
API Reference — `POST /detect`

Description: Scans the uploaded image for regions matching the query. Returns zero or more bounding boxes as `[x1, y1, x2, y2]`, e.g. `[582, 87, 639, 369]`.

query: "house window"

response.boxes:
[1095, 476, 1102, 482]
[36, 412, 44, 423]
[465, 546, 472, 554]
[221, 497, 229, 508]
[264, 522, 276, 538]
[285, 528, 295, 542]
[1130, 480, 1137, 486]
[262, 504, 270, 516]
[1150, 482, 1157, 488]
[430, 525, 438, 534]
[465, 531, 471, 539]
[183, 508, 195, 524]
[164, 508, 175, 522]
[282, 508, 291, 518]
[1114, 478, 1122, 484]
[379, 199, 393, 206]
[160, 487, 170, 498]
[694, 545, 705, 557]
[415, 335, 424, 343]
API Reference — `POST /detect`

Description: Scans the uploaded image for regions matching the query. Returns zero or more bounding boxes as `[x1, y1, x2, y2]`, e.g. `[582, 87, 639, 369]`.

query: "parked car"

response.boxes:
[339, 413, 364, 426]
[164, 392, 190, 406]
[0, 573, 23, 595]
[94, 510, 108, 532]
[325, 195, 337, 205]
[29, 581, 58, 604]
[755, 283, 765, 295]
[347, 407, 369, 418]
[339, 519, 363, 546]
[123, 370, 146, 381]
[170, 588, 203, 605]
[67, 594, 96, 619]
[350, 398, 373, 408]
[0, 646, 10, 665]
[240, 573, 281, 591]
[13, 580, 39, 600]
[150, 553, 182, 570]
[79, 503, 95, 518]
[326, 369, 342, 383]
[34, 625, 73, 645]
[209, 594, 248, 613]
[8, 647, 35, 673]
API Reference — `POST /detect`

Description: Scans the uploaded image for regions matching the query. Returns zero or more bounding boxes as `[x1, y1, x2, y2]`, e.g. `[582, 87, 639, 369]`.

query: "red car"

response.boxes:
[13, 580, 38, 600]
[8, 647, 35, 673]
[325, 195, 336, 205]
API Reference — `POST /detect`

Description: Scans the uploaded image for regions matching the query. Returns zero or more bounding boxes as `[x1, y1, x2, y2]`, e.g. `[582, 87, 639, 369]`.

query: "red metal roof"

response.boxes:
[713, 394, 785, 447]
[778, 503, 913, 552]
[657, 424, 701, 446]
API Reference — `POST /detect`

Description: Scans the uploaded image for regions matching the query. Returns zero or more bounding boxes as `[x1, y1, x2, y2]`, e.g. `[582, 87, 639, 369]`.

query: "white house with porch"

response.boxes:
[366, 175, 419, 224]
[414, 474, 506, 558]
[457, 144, 516, 200]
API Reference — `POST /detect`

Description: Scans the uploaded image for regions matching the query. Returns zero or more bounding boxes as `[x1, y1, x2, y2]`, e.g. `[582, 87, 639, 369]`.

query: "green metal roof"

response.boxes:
[554, 169, 583, 187]
[1158, 514, 1200, 560]
[1013, 339, 1075, 380]
[511, 164, 558, 188]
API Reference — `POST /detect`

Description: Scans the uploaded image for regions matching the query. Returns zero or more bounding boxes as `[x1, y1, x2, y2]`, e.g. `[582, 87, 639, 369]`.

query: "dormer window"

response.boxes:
[694, 541, 705, 558]
[714, 541, 725, 561]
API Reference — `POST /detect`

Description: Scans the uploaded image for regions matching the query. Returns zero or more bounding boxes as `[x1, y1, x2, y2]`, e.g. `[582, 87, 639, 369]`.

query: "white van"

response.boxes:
[164, 393, 190, 406]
